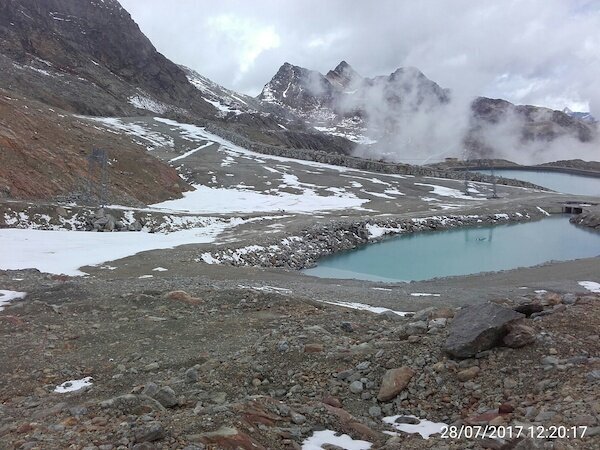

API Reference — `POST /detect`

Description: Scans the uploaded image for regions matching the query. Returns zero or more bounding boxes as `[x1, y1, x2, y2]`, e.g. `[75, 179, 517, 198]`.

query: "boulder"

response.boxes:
[377, 367, 415, 402]
[133, 421, 165, 443]
[165, 290, 202, 305]
[457, 366, 480, 381]
[503, 321, 536, 348]
[514, 303, 543, 316]
[154, 386, 178, 408]
[444, 303, 524, 358]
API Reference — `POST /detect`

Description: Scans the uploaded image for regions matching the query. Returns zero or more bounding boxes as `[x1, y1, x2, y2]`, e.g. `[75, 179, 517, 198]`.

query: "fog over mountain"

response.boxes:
[258, 61, 597, 165]
[120, 0, 600, 118]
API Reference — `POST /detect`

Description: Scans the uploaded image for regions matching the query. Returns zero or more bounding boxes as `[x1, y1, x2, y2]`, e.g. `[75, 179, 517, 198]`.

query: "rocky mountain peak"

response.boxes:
[326, 61, 362, 89]
[384, 66, 450, 105]
[258, 62, 334, 110]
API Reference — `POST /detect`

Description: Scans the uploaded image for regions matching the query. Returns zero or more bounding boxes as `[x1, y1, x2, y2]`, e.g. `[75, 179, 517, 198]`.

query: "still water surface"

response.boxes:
[475, 169, 600, 196]
[303, 216, 600, 282]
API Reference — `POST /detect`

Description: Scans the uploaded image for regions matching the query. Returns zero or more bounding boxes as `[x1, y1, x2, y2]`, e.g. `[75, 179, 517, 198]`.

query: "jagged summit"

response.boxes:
[326, 61, 362, 89]
[259, 60, 450, 114]
[258, 61, 334, 110]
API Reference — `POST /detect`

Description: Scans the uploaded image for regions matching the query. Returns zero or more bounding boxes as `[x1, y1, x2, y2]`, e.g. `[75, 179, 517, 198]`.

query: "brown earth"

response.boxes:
[0, 91, 190, 205]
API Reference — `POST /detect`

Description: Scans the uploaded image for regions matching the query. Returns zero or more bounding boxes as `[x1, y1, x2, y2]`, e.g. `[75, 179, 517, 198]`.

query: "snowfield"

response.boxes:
[0, 218, 245, 276]
[151, 184, 367, 214]
[414, 183, 482, 200]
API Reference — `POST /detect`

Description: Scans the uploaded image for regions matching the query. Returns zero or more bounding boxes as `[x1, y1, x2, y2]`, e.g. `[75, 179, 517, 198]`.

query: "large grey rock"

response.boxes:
[444, 303, 524, 358]
[133, 421, 165, 443]
[154, 386, 178, 408]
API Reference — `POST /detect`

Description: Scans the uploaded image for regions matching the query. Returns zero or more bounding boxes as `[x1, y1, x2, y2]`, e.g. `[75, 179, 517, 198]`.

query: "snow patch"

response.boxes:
[128, 95, 168, 114]
[414, 183, 480, 200]
[238, 285, 292, 294]
[321, 300, 409, 316]
[0, 290, 27, 311]
[536, 206, 551, 216]
[579, 281, 600, 293]
[169, 142, 213, 163]
[54, 377, 93, 393]
[202, 97, 243, 116]
[151, 184, 366, 214]
[302, 429, 371, 450]
[85, 117, 174, 150]
[366, 224, 402, 239]
[383, 415, 447, 439]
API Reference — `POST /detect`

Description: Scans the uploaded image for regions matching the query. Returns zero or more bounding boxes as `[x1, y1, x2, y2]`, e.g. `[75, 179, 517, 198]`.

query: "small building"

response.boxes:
[562, 202, 596, 214]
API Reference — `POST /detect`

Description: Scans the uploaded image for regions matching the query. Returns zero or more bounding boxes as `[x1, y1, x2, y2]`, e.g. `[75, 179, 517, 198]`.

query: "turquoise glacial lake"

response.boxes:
[475, 169, 600, 196]
[302, 216, 600, 282]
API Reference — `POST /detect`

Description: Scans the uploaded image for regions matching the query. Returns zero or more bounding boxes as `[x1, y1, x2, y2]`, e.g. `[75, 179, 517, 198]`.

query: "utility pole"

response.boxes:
[489, 159, 499, 199]
[462, 148, 471, 196]
[87, 148, 109, 207]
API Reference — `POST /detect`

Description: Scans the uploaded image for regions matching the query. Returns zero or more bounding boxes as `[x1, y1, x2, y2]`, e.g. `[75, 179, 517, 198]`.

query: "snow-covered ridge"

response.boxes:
[183, 66, 257, 117]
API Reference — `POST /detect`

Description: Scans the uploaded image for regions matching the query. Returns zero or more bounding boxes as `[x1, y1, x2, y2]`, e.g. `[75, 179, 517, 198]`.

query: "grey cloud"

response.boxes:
[119, 0, 600, 112]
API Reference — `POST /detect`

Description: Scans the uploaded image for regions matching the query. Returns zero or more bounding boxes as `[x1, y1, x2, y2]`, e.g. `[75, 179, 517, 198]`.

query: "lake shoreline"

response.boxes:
[200, 208, 548, 271]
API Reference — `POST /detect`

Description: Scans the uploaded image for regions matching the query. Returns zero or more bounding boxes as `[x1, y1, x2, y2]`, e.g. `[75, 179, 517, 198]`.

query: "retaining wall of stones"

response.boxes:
[200, 209, 544, 270]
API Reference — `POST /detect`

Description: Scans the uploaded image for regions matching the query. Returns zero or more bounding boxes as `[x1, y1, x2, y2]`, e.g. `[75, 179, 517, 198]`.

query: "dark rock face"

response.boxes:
[444, 303, 525, 358]
[325, 60, 362, 89]
[259, 61, 448, 116]
[467, 97, 596, 157]
[563, 107, 597, 123]
[259, 62, 336, 111]
[0, 0, 213, 117]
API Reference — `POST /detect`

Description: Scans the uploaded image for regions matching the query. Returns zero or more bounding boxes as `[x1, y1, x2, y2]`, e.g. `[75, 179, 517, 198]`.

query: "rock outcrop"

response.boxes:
[0, 0, 215, 118]
[443, 303, 525, 358]
[570, 207, 600, 230]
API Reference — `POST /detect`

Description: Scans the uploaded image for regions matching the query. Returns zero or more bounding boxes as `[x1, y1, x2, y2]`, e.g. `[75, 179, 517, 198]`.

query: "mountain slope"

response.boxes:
[562, 107, 596, 123]
[0, 90, 189, 204]
[0, 0, 214, 117]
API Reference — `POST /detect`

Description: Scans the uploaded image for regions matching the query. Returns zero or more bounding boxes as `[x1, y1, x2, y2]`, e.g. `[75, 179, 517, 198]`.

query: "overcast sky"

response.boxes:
[119, 0, 600, 114]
